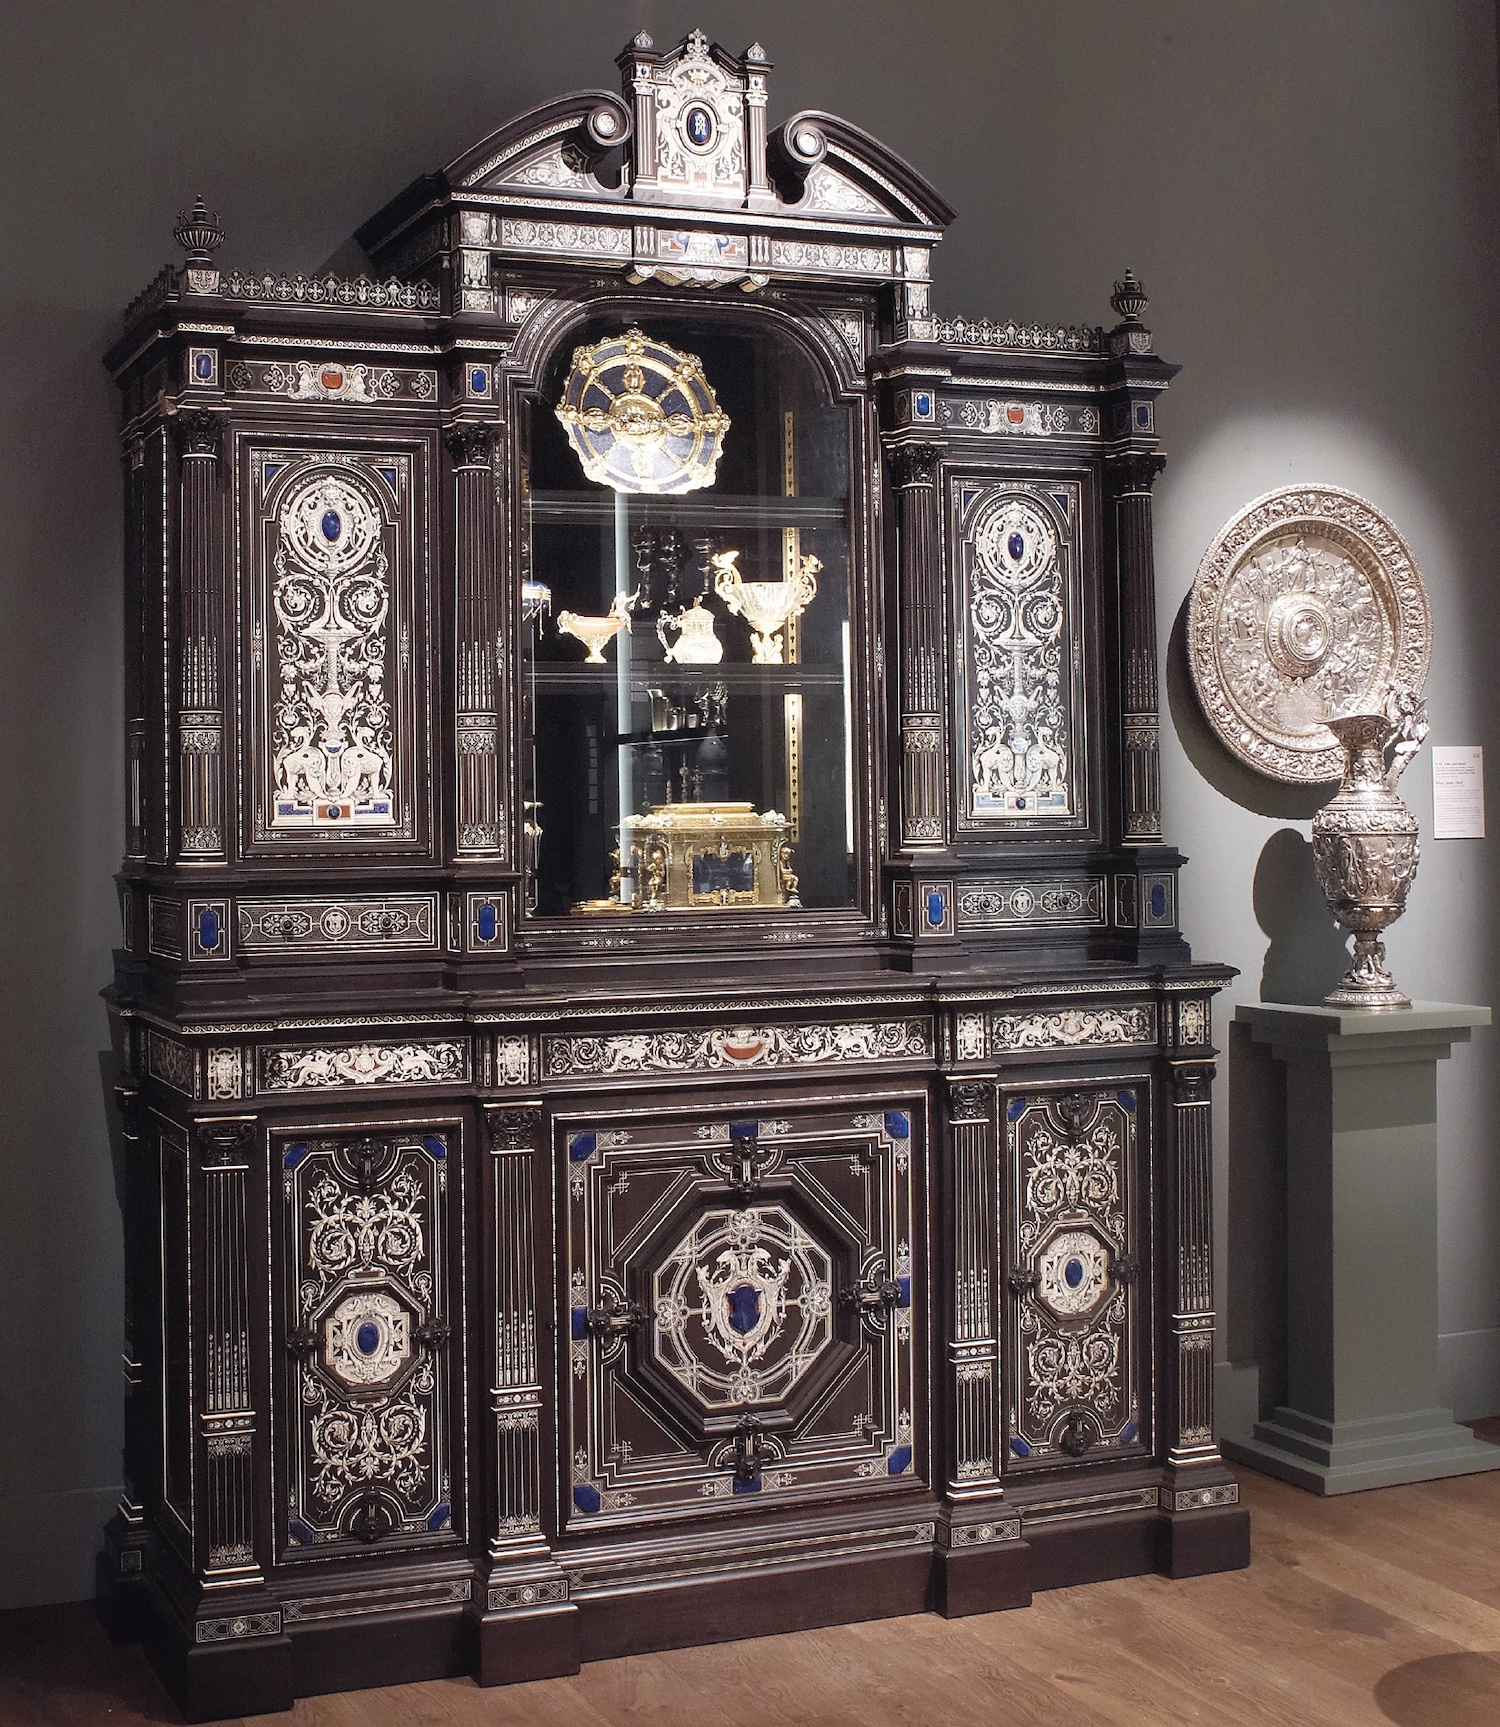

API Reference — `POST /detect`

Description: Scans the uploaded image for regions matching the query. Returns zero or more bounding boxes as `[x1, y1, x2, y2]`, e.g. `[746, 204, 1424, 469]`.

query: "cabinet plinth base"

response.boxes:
[576, 1547, 934, 1663]
[933, 1538, 1033, 1617]
[476, 1603, 581, 1685]
[154, 1632, 295, 1725]
[1156, 1503, 1252, 1577]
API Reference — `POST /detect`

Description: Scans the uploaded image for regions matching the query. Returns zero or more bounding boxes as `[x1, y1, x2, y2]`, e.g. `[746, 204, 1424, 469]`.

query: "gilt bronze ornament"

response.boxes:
[555, 327, 730, 495]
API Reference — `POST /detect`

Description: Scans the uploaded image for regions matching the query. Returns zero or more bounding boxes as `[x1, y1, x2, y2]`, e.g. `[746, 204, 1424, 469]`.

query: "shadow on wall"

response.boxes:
[1224, 1018, 1287, 1420]
[1162, 594, 1349, 1000]
[1253, 827, 1350, 1006]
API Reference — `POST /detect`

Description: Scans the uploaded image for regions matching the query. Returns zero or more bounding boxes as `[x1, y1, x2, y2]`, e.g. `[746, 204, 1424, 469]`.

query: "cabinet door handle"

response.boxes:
[842, 1275, 902, 1315]
[586, 1289, 645, 1338]
[415, 1315, 451, 1351]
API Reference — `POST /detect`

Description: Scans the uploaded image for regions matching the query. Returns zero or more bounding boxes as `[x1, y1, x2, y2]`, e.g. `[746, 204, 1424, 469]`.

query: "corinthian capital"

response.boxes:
[888, 441, 940, 488]
[170, 408, 224, 460]
[445, 424, 498, 470]
[1108, 449, 1166, 496]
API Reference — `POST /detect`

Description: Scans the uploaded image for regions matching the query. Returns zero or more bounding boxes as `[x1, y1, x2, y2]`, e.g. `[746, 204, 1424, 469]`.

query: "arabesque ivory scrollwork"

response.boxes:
[271, 471, 396, 827]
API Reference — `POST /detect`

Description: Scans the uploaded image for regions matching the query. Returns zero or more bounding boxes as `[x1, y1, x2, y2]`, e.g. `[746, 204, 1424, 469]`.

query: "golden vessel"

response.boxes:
[711, 548, 820, 663]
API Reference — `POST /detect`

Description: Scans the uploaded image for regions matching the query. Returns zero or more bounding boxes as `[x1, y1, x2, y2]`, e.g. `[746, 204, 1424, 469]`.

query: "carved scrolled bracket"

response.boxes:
[1006, 1266, 1040, 1300]
[1107, 450, 1166, 497]
[285, 1323, 318, 1359]
[445, 423, 499, 470]
[195, 1118, 254, 1168]
[888, 441, 940, 489]
[1113, 1253, 1141, 1286]
[170, 408, 225, 461]
[486, 1105, 541, 1152]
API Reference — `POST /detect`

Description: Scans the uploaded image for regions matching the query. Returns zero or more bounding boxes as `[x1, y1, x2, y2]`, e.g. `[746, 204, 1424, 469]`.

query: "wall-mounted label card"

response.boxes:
[1432, 746, 1486, 839]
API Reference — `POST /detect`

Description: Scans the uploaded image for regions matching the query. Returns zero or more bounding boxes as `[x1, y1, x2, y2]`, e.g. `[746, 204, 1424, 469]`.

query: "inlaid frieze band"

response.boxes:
[955, 877, 1106, 930]
[259, 1040, 469, 1092]
[988, 1003, 1156, 1055]
[238, 895, 439, 952]
[542, 1017, 932, 1079]
[938, 398, 1100, 437]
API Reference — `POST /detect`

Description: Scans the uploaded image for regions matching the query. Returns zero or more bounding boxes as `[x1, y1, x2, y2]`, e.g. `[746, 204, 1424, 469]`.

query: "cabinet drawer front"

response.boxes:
[1002, 1082, 1149, 1468]
[563, 1098, 924, 1525]
[273, 1121, 463, 1558]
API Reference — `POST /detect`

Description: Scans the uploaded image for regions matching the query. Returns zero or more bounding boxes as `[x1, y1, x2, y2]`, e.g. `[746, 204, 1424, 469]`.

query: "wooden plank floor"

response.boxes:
[7, 1462, 1500, 1726]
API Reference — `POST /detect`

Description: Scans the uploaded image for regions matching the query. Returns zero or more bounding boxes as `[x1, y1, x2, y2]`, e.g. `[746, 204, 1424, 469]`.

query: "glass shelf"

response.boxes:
[528, 492, 848, 528]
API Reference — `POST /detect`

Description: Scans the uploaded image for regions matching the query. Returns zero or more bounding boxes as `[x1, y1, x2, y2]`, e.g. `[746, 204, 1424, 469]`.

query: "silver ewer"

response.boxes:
[1311, 686, 1428, 1009]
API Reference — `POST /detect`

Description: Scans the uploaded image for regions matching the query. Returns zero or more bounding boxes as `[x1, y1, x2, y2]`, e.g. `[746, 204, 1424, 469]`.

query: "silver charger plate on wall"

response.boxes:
[1188, 484, 1431, 783]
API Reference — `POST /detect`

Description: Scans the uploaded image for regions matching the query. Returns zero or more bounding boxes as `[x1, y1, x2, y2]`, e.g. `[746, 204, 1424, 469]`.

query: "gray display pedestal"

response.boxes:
[1226, 1001, 1496, 1494]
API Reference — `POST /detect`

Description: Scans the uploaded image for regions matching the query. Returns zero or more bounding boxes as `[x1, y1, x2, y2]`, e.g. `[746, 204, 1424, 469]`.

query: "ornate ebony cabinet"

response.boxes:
[103, 29, 1245, 1719]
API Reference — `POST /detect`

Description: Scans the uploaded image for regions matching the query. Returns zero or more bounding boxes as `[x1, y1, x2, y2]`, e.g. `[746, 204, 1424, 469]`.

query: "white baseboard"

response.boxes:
[0, 1485, 120, 1609]
[1440, 1328, 1500, 1422]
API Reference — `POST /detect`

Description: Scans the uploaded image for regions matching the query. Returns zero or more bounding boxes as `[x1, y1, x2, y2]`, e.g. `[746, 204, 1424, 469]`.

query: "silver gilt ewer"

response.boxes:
[1311, 684, 1428, 1009]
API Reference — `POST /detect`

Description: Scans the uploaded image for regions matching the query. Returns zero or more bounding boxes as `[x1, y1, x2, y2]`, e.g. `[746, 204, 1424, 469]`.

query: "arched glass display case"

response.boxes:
[524, 311, 858, 920]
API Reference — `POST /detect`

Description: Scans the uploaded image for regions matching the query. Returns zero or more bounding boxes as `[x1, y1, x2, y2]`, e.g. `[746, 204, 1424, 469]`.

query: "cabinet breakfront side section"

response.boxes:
[101, 29, 1244, 1720]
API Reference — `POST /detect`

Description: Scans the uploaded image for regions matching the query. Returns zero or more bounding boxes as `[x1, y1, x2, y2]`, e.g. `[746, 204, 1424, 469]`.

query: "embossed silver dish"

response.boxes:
[1188, 485, 1430, 783]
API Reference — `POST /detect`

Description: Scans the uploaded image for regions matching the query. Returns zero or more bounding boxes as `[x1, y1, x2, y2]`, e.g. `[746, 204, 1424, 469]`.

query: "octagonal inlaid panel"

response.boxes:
[651, 1205, 835, 1410]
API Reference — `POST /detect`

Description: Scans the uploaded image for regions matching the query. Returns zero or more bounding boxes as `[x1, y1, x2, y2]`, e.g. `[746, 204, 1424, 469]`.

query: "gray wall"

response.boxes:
[2, 0, 1496, 1607]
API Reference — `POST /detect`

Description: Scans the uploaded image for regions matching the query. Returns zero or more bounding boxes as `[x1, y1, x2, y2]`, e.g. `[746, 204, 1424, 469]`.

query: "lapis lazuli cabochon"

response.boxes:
[321, 509, 342, 541]
[1008, 531, 1026, 560]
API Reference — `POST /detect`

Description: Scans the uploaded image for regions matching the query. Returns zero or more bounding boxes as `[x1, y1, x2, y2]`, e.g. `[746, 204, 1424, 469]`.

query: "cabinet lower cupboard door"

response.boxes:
[273, 1123, 465, 1557]
[1001, 1084, 1151, 1467]
[562, 1099, 925, 1523]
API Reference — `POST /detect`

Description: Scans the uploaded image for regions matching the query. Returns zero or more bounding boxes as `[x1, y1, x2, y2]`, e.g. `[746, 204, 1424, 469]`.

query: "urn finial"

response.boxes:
[1110, 269, 1148, 324]
[173, 195, 224, 267]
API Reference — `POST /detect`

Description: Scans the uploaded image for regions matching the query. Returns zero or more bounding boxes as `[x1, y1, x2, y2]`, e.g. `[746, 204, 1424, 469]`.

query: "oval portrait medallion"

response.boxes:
[1188, 484, 1431, 782]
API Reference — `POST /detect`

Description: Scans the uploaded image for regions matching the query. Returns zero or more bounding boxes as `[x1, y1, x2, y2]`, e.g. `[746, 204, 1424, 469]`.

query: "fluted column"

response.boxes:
[193, 1119, 264, 1578]
[889, 441, 946, 849]
[1165, 1060, 1219, 1463]
[946, 1078, 999, 1491]
[171, 410, 227, 860]
[449, 425, 505, 859]
[1108, 449, 1166, 845]
[476, 1105, 577, 1681]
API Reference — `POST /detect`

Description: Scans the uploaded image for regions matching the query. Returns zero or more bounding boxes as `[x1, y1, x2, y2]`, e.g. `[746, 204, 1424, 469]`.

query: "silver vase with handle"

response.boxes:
[1311, 684, 1428, 1009]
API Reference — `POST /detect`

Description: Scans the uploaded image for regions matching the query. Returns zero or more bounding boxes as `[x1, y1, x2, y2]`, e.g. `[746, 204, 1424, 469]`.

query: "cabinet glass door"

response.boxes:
[522, 312, 856, 922]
